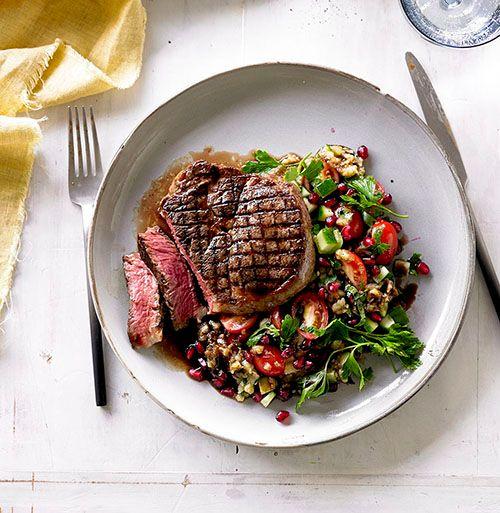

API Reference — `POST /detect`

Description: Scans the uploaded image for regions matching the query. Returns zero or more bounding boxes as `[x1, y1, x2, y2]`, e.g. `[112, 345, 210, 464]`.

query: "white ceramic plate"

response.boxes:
[89, 63, 474, 447]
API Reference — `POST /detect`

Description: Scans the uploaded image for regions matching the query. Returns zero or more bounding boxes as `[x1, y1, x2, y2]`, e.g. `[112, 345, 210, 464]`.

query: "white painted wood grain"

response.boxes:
[0, 0, 499, 509]
[3, 471, 500, 512]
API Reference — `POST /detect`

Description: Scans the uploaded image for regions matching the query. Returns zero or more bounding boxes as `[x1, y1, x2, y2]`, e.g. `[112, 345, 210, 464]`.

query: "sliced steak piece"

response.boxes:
[123, 252, 163, 349]
[138, 226, 204, 330]
[160, 160, 315, 314]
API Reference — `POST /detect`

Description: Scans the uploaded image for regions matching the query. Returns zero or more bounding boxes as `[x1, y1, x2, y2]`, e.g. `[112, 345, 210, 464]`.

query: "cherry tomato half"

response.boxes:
[270, 306, 283, 330]
[291, 292, 329, 340]
[336, 249, 368, 289]
[371, 220, 398, 265]
[335, 205, 364, 239]
[253, 346, 285, 377]
[220, 314, 259, 334]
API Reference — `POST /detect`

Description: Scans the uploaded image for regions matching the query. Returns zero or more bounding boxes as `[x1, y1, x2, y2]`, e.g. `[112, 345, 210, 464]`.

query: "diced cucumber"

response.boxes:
[379, 302, 389, 318]
[374, 265, 390, 283]
[301, 186, 310, 198]
[314, 227, 343, 254]
[258, 376, 273, 394]
[317, 205, 334, 221]
[364, 318, 378, 333]
[380, 314, 395, 330]
[389, 305, 410, 325]
[303, 197, 317, 213]
[260, 391, 276, 408]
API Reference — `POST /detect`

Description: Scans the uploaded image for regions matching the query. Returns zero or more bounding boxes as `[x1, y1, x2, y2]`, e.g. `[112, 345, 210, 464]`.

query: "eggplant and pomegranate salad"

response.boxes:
[124, 144, 429, 423]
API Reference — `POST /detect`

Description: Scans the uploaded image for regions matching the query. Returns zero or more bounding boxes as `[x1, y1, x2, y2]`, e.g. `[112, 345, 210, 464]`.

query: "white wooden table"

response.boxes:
[1, 1, 499, 511]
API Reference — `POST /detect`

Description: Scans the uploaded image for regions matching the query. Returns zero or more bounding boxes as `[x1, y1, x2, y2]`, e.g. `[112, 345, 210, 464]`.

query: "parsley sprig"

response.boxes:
[342, 176, 408, 219]
[371, 226, 390, 255]
[242, 150, 281, 174]
[247, 315, 299, 349]
[296, 318, 424, 410]
[242, 150, 335, 197]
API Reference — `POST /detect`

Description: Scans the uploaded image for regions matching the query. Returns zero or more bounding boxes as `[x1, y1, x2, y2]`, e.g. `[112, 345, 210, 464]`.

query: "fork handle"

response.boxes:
[81, 204, 107, 406]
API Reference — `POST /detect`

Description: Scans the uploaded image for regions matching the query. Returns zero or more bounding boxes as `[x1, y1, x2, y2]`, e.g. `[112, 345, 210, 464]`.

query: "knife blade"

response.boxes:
[405, 52, 499, 318]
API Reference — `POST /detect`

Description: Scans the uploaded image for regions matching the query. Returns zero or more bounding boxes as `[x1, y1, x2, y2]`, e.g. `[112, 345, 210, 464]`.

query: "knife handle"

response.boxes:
[472, 212, 500, 319]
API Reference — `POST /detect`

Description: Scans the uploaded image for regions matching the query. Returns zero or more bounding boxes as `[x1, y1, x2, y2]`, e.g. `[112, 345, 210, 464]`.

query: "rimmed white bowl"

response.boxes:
[89, 63, 474, 447]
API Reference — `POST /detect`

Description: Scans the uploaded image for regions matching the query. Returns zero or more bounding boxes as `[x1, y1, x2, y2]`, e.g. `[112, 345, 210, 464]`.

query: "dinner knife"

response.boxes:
[405, 52, 499, 320]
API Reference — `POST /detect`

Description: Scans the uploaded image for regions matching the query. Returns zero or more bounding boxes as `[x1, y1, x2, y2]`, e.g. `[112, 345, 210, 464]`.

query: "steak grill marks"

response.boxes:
[161, 161, 312, 313]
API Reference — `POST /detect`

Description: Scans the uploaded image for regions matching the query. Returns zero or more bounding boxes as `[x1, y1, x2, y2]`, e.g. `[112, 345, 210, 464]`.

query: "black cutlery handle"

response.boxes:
[87, 292, 107, 406]
[473, 212, 500, 320]
[82, 204, 107, 406]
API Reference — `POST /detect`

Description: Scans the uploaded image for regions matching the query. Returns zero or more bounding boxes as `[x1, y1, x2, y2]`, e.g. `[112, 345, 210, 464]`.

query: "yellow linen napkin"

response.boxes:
[0, 0, 146, 313]
[0, 117, 41, 311]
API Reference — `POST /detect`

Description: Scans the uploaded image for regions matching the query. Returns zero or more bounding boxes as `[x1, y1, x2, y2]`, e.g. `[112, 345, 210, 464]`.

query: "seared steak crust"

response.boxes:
[160, 160, 315, 314]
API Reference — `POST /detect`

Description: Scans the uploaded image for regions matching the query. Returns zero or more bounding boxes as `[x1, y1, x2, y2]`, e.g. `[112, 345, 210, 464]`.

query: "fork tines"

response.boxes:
[68, 106, 103, 179]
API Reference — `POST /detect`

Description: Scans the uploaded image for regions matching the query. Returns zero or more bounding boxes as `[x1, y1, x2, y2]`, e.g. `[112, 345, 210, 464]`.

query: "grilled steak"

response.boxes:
[123, 252, 163, 348]
[138, 226, 204, 329]
[160, 160, 315, 314]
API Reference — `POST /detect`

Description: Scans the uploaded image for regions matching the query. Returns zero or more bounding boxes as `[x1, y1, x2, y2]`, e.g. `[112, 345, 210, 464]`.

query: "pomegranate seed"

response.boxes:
[318, 287, 327, 300]
[341, 225, 353, 241]
[198, 358, 207, 369]
[327, 281, 340, 293]
[220, 387, 236, 398]
[318, 256, 331, 267]
[278, 388, 291, 401]
[372, 265, 380, 276]
[236, 334, 248, 345]
[185, 346, 196, 360]
[212, 377, 225, 389]
[304, 360, 314, 371]
[260, 334, 270, 345]
[346, 188, 355, 196]
[381, 193, 392, 205]
[391, 221, 402, 233]
[281, 346, 294, 359]
[370, 312, 382, 322]
[276, 410, 290, 423]
[308, 192, 320, 204]
[348, 318, 358, 326]
[188, 367, 204, 382]
[293, 356, 305, 369]
[324, 198, 337, 208]
[363, 236, 375, 247]
[325, 215, 337, 228]
[363, 257, 376, 266]
[337, 183, 348, 194]
[417, 261, 430, 275]
[216, 370, 227, 381]
[196, 341, 205, 354]
[252, 392, 263, 403]
[357, 145, 369, 159]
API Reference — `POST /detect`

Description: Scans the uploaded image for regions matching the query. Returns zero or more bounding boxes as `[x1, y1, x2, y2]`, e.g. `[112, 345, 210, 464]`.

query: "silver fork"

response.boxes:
[68, 106, 107, 407]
